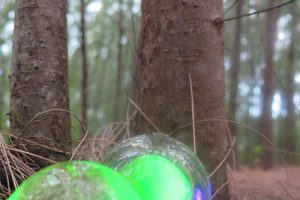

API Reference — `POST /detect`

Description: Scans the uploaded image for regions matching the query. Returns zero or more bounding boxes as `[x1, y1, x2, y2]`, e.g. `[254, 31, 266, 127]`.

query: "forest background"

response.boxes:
[1, 0, 300, 199]
[0, 0, 299, 190]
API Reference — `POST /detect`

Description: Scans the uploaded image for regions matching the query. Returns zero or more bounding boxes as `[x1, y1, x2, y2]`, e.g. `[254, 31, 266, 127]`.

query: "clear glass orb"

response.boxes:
[103, 133, 212, 200]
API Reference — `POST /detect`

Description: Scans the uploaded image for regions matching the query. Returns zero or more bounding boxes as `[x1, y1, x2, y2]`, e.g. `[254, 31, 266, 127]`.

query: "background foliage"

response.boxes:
[0, 0, 299, 165]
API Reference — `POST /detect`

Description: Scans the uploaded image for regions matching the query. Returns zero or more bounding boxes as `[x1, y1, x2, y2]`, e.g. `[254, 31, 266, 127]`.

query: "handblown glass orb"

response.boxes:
[103, 133, 212, 200]
[8, 161, 140, 200]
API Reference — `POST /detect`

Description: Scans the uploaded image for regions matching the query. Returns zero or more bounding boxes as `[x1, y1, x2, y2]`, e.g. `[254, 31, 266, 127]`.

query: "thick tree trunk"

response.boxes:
[80, 0, 89, 134]
[259, 0, 277, 169]
[113, 0, 124, 121]
[284, 4, 296, 164]
[136, 1, 229, 199]
[10, 0, 71, 166]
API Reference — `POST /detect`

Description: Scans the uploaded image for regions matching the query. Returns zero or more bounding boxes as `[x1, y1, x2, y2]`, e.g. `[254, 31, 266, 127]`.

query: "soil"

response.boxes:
[230, 166, 300, 200]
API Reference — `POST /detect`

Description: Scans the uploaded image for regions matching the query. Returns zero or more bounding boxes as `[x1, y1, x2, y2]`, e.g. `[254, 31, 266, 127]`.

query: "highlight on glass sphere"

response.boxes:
[8, 161, 141, 200]
[103, 133, 212, 200]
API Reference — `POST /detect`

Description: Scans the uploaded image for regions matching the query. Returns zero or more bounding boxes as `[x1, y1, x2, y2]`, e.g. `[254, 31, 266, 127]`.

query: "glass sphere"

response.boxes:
[103, 133, 212, 200]
[9, 161, 141, 200]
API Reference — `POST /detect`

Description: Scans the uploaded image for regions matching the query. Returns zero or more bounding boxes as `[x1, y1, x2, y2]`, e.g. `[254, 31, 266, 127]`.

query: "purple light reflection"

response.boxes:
[192, 186, 203, 200]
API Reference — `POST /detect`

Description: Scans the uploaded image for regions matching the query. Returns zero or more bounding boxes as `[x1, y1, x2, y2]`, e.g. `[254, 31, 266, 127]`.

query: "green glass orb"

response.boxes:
[104, 133, 212, 200]
[9, 161, 141, 200]
[120, 154, 191, 200]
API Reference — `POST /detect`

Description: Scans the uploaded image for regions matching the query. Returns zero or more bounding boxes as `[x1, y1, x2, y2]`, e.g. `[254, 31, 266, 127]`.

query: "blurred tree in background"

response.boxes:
[224, 0, 300, 166]
[67, 0, 140, 139]
[259, 0, 278, 169]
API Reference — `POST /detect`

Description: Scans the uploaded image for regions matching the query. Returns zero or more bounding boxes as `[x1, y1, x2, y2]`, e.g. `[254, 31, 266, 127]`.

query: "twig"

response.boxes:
[170, 119, 290, 182]
[4, 146, 57, 164]
[211, 180, 230, 199]
[225, 122, 236, 170]
[1, 131, 71, 155]
[278, 181, 296, 200]
[209, 137, 236, 178]
[189, 73, 196, 154]
[224, 0, 241, 15]
[224, 0, 296, 22]
[21, 108, 83, 135]
[0, 139, 18, 190]
[70, 129, 88, 161]
[128, 98, 161, 133]
[20, 108, 91, 159]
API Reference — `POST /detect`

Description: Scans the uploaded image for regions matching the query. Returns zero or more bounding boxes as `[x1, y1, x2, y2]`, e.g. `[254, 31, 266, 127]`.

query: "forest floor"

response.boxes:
[230, 166, 300, 200]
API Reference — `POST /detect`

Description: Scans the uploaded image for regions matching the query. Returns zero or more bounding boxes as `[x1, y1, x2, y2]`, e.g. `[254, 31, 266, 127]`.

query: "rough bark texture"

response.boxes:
[259, 0, 277, 169]
[114, 0, 124, 121]
[10, 0, 71, 166]
[80, 0, 89, 134]
[284, 4, 296, 163]
[136, 1, 229, 199]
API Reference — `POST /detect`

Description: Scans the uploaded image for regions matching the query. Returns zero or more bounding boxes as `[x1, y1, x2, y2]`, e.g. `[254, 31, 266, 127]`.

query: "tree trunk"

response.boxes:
[113, 0, 124, 121]
[10, 0, 71, 166]
[228, 0, 242, 133]
[284, 4, 296, 164]
[228, 0, 242, 167]
[80, 0, 89, 134]
[136, 1, 229, 199]
[259, 0, 278, 169]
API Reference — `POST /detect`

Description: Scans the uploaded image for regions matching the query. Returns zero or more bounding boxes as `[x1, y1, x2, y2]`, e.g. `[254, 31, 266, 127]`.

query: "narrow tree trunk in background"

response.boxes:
[136, 1, 229, 199]
[128, 0, 139, 103]
[228, 0, 242, 167]
[284, 4, 296, 164]
[10, 0, 71, 166]
[228, 0, 242, 134]
[80, 0, 89, 134]
[245, 36, 259, 166]
[113, 0, 124, 121]
[0, 69, 4, 130]
[259, 0, 277, 169]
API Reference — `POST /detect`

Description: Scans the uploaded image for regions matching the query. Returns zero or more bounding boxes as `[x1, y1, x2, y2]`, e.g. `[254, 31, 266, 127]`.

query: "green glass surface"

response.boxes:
[120, 154, 192, 200]
[9, 161, 140, 200]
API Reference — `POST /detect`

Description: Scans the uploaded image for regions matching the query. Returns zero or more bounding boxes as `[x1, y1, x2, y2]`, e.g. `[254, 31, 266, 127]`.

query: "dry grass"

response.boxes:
[0, 102, 299, 199]
[0, 131, 37, 198]
[0, 107, 136, 199]
[72, 107, 137, 161]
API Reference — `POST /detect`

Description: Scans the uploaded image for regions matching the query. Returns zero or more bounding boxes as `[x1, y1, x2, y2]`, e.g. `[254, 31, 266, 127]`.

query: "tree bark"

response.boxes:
[284, 4, 296, 164]
[80, 0, 89, 134]
[136, 1, 229, 199]
[10, 0, 71, 166]
[259, 0, 278, 169]
[113, 0, 125, 121]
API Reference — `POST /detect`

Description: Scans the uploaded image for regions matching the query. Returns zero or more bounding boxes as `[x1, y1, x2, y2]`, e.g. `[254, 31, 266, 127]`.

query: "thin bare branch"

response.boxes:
[128, 98, 161, 133]
[209, 137, 236, 178]
[189, 73, 196, 154]
[224, 0, 296, 22]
